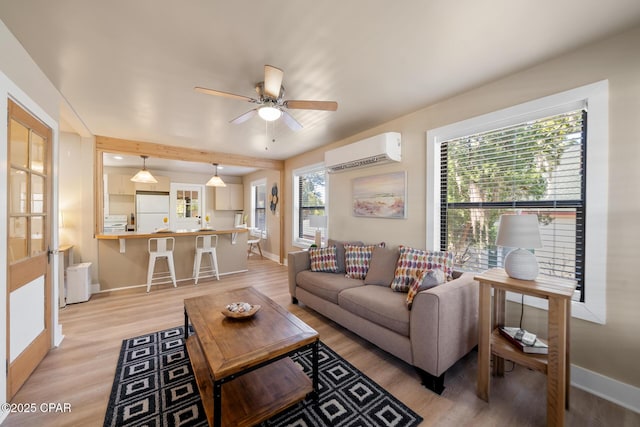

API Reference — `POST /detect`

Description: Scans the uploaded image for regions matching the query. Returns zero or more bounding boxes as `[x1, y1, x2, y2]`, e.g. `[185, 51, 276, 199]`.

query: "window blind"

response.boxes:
[254, 183, 266, 232]
[440, 109, 586, 299]
[298, 170, 326, 240]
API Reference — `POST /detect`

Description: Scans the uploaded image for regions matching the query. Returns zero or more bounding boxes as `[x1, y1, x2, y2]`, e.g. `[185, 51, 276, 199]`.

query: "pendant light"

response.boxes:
[130, 155, 158, 183]
[206, 163, 226, 187]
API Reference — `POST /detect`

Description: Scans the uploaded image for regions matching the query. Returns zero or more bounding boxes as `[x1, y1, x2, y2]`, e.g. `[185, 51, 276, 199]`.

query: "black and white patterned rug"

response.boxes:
[104, 326, 423, 427]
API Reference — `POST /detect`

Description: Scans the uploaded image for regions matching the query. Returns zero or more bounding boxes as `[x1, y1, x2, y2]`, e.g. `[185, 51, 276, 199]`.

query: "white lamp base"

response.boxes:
[504, 248, 539, 280]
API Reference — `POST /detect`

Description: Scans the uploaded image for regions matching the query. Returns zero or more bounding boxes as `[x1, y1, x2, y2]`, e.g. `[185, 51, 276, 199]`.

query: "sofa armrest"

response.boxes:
[410, 272, 479, 376]
[288, 251, 310, 298]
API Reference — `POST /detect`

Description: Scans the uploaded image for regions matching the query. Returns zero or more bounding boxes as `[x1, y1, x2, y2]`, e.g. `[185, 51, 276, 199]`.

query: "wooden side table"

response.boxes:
[475, 268, 576, 427]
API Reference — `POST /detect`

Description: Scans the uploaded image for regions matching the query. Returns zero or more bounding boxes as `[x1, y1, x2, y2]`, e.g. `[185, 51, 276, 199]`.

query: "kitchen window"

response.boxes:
[427, 80, 609, 324]
[251, 179, 267, 238]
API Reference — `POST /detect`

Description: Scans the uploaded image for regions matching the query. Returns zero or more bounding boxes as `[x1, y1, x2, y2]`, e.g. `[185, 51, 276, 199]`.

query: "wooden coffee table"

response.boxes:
[184, 286, 319, 427]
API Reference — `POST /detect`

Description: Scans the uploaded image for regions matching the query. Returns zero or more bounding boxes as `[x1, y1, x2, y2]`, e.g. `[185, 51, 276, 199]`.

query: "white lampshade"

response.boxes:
[130, 155, 158, 183]
[258, 105, 282, 121]
[206, 175, 226, 187]
[206, 163, 226, 187]
[309, 215, 327, 229]
[496, 214, 542, 281]
[130, 169, 157, 183]
[496, 214, 542, 249]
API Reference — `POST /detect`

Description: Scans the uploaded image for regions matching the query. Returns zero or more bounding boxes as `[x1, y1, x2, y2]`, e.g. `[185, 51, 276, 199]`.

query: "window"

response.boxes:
[293, 164, 327, 246]
[427, 81, 608, 324]
[442, 109, 586, 294]
[251, 179, 266, 237]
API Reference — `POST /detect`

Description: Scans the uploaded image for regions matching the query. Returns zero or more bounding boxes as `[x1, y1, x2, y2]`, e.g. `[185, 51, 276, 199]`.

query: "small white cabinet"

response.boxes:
[215, 183, 244, 210]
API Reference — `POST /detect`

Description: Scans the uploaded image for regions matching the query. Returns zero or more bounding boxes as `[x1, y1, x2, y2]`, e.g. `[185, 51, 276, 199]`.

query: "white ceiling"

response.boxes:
[2, 1, 640, 171]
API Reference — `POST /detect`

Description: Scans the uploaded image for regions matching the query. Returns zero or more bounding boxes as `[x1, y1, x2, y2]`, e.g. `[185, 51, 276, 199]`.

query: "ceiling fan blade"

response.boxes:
[281, 110, 303, 131]
[195, 87, 256, 103]
[285, 100, 338, 111]
[264, 65, 284, 99]
[230, 109, 258, 124]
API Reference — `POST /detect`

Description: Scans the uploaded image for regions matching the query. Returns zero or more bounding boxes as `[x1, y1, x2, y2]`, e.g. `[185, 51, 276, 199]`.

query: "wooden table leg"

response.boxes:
[547, 296, 568, 427]
[493, 288, 506, 377]
[566, 301, 571, 409]
[477, 282, 491, 401]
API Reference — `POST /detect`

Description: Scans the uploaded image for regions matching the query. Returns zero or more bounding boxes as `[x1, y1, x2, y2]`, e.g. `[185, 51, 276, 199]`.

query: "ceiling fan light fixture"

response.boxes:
[206, 163, 226, 187]
[258, 105, 282, 121]
[131, 155, 158, 183]
[197, 64, 337, 130]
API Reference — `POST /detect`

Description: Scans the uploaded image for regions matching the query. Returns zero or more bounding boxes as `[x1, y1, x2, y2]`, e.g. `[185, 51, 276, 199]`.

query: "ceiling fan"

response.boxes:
[195, 65, 338, 131]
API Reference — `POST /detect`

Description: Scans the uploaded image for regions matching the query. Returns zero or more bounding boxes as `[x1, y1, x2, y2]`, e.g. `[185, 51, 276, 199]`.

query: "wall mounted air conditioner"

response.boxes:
[324, 132, 401, 173]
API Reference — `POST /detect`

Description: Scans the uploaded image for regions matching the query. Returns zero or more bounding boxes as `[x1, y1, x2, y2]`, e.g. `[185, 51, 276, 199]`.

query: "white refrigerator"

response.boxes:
[136, 194, 170, 233]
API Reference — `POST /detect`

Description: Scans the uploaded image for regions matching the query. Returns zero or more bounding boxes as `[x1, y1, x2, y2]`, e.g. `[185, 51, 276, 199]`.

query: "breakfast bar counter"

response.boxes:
[96, 228, 248, 291]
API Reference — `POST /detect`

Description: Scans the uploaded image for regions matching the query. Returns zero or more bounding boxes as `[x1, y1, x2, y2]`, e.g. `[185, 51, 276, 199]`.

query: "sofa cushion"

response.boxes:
[391, 246, 455, 292]
[364, 246, 400, 286]
[328, 239, 364, 273]
[406, 268, 446, 308]
[344, 244, 376, 279]
[296, 270, 364, 304]
[338, 286, 410, 336]
[309, 246, 339, 273]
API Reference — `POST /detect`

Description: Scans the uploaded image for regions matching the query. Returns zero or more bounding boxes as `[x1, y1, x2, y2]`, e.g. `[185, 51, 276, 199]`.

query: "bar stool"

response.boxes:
[193, 235, 219, 284]
[146, 237, 177, 292]
[247, 233, 263, 259]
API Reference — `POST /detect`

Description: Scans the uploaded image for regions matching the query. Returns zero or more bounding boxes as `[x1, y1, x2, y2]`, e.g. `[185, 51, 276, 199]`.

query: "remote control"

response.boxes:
[514, 329, 525, 341]
[521, 331, 537, 346]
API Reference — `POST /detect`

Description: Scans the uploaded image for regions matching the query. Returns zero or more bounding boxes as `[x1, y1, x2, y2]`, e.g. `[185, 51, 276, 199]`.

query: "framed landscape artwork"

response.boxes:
[352, 171, 406, 218]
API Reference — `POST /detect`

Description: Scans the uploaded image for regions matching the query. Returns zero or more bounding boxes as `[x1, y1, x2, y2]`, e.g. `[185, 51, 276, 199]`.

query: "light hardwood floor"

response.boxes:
[3, 258, 639, 426]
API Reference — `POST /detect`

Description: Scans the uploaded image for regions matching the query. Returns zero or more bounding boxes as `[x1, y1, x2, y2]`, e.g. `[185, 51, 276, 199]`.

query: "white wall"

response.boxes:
[59, 132, 98, 282]
[0, 19, 66, 417]
[243, 168, 282, 262]
[284, 25, 640, 400]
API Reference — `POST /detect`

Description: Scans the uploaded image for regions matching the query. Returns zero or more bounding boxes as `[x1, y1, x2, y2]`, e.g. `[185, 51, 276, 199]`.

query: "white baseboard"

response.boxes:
[572, 364, 640, 414]
[54, 325, 65, 347]
[260, 250, 281, 264]
[91, 270, 249, 294]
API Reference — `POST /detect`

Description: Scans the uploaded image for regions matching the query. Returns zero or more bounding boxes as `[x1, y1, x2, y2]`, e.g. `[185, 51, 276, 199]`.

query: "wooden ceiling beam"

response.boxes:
[95, 135, 284, 170]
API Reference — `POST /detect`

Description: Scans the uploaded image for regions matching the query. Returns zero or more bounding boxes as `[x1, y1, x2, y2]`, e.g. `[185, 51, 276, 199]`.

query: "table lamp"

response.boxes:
[496, 213, 542, 280]
[309, 215, 327, 247]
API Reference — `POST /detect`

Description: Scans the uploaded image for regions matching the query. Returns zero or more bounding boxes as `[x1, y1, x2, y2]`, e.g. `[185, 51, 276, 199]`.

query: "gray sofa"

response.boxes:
[288, 241, 479, 393]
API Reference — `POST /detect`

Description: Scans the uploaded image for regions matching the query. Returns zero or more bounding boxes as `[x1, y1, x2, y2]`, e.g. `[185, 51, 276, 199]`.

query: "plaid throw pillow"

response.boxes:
[309, 246, 339, 273]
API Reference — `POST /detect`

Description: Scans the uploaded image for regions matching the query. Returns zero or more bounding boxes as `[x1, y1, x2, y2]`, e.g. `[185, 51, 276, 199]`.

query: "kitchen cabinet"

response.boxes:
[133, 175, 170, 192]
[215, 183, 244, 210]
[107, 174, 135, 195]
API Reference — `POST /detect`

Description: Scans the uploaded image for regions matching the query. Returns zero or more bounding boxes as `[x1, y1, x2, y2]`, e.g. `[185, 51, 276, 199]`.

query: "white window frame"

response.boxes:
[292, 163, 327, 248]
[427, 80, 609, 324]
[250, 178, 267, 239]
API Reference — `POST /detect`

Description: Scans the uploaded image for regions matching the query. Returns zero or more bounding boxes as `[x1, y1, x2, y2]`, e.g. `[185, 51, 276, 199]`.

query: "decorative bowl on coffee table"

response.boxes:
[222, 302, 261, 319]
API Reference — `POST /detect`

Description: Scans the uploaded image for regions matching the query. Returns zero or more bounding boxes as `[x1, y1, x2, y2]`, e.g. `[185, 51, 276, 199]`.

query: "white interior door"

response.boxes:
[170, 183, 204, 230]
